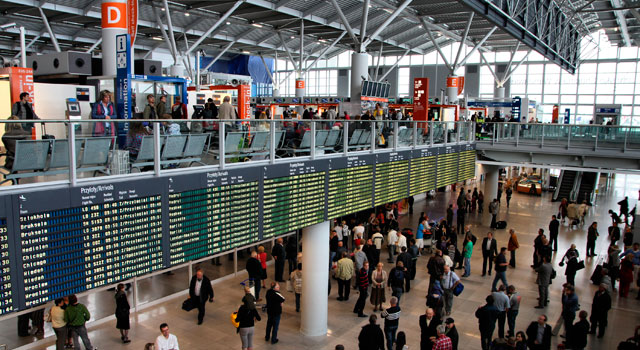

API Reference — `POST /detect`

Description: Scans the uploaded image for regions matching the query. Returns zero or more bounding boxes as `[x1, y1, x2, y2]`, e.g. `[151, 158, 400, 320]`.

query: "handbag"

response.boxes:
[230, 312, 239, 328]
[182, 298, 195, 312]
[453, 282, 464, 296]
[286, 280, 293, 292]
[575, 260, 586, 271]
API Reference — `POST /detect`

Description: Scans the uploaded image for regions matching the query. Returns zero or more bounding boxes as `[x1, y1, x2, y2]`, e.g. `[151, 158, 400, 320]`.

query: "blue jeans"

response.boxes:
[384, 325, 398, 350]
[464, 257, 471, 276]
[491, 271, 508, 292]
[329, 252, 336, 269]
[266, 313, 281, 342]
[507, 309, 518, 337]
[391, 287, 403, 304]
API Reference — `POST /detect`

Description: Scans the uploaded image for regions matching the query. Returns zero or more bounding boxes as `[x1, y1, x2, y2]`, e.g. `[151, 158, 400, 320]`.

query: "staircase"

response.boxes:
[554, 170, 577, 202]
[576, 172, 597, 205]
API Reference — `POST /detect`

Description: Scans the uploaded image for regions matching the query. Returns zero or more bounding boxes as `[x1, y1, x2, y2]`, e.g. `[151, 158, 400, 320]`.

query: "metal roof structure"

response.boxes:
[0, 0, 619, 73]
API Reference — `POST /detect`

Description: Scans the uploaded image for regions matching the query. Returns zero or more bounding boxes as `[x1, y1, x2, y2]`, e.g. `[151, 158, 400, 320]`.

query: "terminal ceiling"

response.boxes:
[0, 0, 633, 73]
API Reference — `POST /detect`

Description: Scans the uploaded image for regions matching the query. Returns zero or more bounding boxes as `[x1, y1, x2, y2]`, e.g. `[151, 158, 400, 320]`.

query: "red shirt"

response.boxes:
[432, 334, 452, 350]
[258, 252, 267, 269]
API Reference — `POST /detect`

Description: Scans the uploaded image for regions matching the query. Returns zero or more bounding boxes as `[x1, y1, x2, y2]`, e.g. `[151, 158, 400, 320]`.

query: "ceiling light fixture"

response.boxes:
[152, 37, 163, 41]
[251, 22, 263, 28]
[227, 21, 231, 25]
[185, 12, 190, 16]
[161, 7, 165, 11]
[291, 35, 295, 39]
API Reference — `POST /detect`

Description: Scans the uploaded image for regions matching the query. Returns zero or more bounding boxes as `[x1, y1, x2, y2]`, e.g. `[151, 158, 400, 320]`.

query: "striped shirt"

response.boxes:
[381, 305, 401, 328]
[357, 268, 369, 289]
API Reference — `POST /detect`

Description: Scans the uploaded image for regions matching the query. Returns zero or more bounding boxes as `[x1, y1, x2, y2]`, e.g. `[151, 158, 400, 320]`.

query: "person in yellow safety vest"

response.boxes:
[475, 112, 485, 138]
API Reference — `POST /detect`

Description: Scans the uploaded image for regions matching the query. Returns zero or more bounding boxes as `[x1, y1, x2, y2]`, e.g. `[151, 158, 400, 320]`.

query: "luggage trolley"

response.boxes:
[240, 278, 267, 311]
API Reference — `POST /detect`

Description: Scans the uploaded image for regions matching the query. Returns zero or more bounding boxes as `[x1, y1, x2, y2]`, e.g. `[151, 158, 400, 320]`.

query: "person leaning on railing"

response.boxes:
[126, 121, 150, 159]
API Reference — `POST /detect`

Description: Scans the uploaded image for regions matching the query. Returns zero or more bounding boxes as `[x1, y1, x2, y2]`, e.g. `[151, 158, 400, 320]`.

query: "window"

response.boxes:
[398, 67, 410, 96]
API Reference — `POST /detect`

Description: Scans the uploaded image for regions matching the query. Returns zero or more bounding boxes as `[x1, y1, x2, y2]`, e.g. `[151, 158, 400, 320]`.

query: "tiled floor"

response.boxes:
[8, 173, 640, 350]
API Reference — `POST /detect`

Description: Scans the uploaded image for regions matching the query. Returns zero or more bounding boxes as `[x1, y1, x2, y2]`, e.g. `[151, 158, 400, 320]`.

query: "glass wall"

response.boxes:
[274, 30, 640, 125]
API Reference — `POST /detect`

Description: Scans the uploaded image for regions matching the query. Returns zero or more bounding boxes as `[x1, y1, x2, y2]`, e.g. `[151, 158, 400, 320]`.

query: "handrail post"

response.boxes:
[133, 276, 138, 312]
[413, 121, 417, 148]
[515, 123, 519, 147]
[269, 119, 275, 164]
[567, 126, 571, 150]
[393, 121, 398, 151]
[310, 121, 316, 160]
[594, 126, 599, 151]
[429, 121, 434, 147]
[443, 123, 448, 146]
[67, 122, 77, 186]
[153, 122, 161, 176]
[343, 121, 349, 156]
[371, 121, 376, 153]
[456, 121, 461, 144]
[219, 122, 226, 169]
[624, 128, 628, 153]
[541, 124, 545, 148]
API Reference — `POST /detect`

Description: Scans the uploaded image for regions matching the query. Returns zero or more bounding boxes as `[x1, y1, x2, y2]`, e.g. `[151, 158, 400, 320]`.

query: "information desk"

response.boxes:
[0, 144, 475, 313]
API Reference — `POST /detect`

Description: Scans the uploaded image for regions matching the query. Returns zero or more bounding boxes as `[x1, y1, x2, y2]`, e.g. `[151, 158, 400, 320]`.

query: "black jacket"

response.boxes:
[189, 275, 214, 302]
[246, 257, 263, 280]
[591, 290, 611, 318]
[549, 219, 560, 236]
[481, 238, 498, 257]
[237, 304, 261, 328]
[358, 324, 385, 350]
[396, 252, 412, 271]
[265, 288, 285, 316]
[475, 304, 499, 332]
[526, 322, 552, 350]
[447, 325, 459, 350]
[272, 243, 286, 262]
[568, 319, 590, 349]
[419, 314, 441, 346]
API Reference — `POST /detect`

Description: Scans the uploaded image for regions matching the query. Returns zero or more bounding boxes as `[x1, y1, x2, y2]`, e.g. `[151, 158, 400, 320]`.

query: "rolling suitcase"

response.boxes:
[496, 221, 507, 229]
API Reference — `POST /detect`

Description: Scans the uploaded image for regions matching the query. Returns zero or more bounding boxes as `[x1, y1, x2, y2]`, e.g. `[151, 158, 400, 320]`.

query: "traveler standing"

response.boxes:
[492, 285, 510, 339]
[534, 256, 553, 308]
[462, 235, 473, 277]
[548, 215, 560, 252]
[358, 314, 385, 350]
[444, 318, 459, 350]
[507, 229, 519, 268]
[489, 199, 499, 229]
[387, 228, 398, 263]
[290, 263, 302, 312]
[265, 282, 285, 344]
[388, 261, 406, 303]
[247, 251, 263, 301]
[237, 302, 261, 350]
[440, 265, 460, 316]
[565, 310, 590, 350]
[505, 186, 513, 208]
[155, 323, 179, 350]
[553, 284, 579, 337]
[475, 295, 499, 350]
[619, 253, 635, 297]
[114, 283, 131, 343]
[90, 90, 114, 136]
[335, 252, 354, 301]
[286, 238, 298, 275]
[619, 196, 630, 220]
[481, 232, 498, 276]
[607, 244, 621, 290]
[561, 244, 580, 286]
[506, 285, 521, 337]
[419, 308, 441, 350]
[353, 262, 370, 317]
[587, 222, 599, 257]
[272, 238, 286, 282]
[370, 263, 387, 311]
[257, 245, 268, 288]
[381, 296, 400, 350]
[589, 283, 611, 337]
[526, 315, 552, 350]
[189, 268, 214, 325]
[431, 325, 452, 350]
[63, 294, 95, 350]
[47, 298, 67, 350]
[532, 228, 545, 268]
[492, 247, 509, 292]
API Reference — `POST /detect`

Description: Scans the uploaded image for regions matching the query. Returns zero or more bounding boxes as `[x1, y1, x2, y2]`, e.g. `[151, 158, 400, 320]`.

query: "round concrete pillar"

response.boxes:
[484, 165, 500, 202]
[446, 75, 460, 104]
[350, 52, 368, 103]
[300, 220, 330, 336]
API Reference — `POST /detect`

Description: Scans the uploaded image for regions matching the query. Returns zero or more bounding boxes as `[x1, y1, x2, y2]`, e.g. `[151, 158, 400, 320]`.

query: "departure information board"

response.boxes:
[0, 144, 476, 314]
[328, 156, 375, 219]
[374, 152, 410, 206]
[409, 149, 437, 196]
[457, 148, 476, 182]
[168, 170, 259, 266]
[263, 161, 328, 238]
[436, 149, 459, 187]
[19, 191, 163, 307]
[0, 218, 12, 315]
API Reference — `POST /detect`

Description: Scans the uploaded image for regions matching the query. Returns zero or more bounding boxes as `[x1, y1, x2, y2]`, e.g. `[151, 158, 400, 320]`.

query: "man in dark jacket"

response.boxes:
[358, 314, 385, 350]
[587, 222, 599, 257]
[526, 314, 552, 350]
[246, 251, 263, 301]
[481, 232, 498, 276]
[446, 204, 454, 227]
[272, 238, 286, 282]
[396, 246, 412, 292]
[388, 261, 406, 303]
[381, 297, 401, 350]
[265, 282, 285, 344]
[189, 268, 214, 325]
[353, 262, 370, 317]
[419, 308, 441, 350]
[557, 284, 579, 337]
[445, 317, 459, 350]
[475, 295, 499, 350]
[533, 228, 545, 268]
[549, 215, 560, 252]
[589, 283, 611, 337]
[565, 310, 590, 350]
[426, 249, 445, 293]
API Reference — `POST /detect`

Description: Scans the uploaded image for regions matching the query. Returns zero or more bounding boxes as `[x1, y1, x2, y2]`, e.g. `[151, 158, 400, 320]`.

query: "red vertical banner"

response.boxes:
[0, 67, 34, 105]
[552, 105, 559, 123]
[457, 77, 465, 95]
[238, 84, 251, 120]
[413, 78, 429, 122]
[128, 0, 138, 46]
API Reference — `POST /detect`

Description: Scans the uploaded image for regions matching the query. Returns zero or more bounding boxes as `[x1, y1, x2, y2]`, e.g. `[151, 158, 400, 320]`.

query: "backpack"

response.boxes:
[172, 103, 185, 119]
[392, 268, 404, 285]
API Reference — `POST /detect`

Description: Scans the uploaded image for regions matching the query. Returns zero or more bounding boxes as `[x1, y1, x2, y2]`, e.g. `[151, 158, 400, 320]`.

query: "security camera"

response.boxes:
[361, 75, 367, 80]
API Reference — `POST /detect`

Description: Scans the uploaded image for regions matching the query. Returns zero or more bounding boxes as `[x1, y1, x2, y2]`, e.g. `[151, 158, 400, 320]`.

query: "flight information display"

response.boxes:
[19, 192, 163, 307]
[0, 144, 477, 314]
[374, 152, 410, 206]
[0, 218, 12, 315]
[168, 170, 259, 266]
[409, 149, 437, 196]
[328, 156, 375, 219]
[436, 149, 459, 187]
[457, 148, 476, 182]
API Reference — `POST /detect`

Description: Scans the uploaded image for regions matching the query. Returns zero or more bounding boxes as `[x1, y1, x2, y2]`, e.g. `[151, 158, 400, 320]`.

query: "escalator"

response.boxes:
[576, 172, 597, 205]
[554, 170, 577, 202]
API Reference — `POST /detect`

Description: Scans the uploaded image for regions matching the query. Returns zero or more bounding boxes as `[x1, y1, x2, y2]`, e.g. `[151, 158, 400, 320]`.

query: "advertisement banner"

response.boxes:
[128, 0, 138, 46]
[413, 78, 429, 122]
[238, 85, 251, 120]
[0, 67, 34, 105]
[102, 1, 127, 29]
[115, 34, 132, 147]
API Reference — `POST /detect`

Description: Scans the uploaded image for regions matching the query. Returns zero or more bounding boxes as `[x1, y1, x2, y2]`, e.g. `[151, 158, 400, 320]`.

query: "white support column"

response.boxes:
[484, 165, 500, 202]
[38, 7, 61, 52]
[101, 0, 126, 75]
[350, 52, 368, 107]
[300, 220, 330, 336]
[19, 27, 26, 68]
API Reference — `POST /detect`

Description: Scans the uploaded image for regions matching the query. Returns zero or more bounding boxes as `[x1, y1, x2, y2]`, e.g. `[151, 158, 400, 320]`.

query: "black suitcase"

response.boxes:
[17, 314, 30, 336]
[41, 124, 55, 140]
[496, 221, 507, 229]
[591, 264, 603, 285]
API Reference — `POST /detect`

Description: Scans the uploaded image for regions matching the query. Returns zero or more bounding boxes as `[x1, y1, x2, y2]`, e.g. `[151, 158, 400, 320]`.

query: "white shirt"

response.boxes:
[342, 224, 351, 237]
[372, 232, 384, 250]
[353, 225, 365, 237]
[334, 226, 343, 240]
[195, 279, 202, 296]
[156, 334, 179, 350]
[441, 270, 460, 289]
[387, 230, 398, 246]
[443, 255, 453, 268]
[486, 239, 492, 251]
[397, 235, 407, 249]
